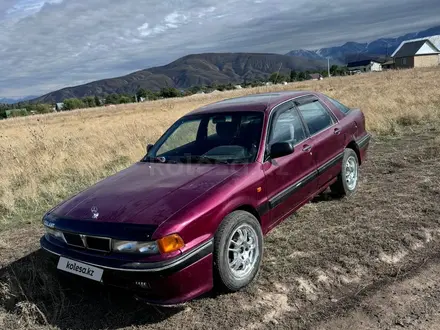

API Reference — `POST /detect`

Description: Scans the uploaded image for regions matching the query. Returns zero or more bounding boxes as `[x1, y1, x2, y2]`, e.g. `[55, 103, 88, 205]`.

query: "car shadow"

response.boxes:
[0, 249, 187, 329]
[311, 189, 342, 203]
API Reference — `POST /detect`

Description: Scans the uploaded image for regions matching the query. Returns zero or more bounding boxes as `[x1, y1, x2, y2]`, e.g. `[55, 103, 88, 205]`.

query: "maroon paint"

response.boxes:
[41, 91, 371, 304]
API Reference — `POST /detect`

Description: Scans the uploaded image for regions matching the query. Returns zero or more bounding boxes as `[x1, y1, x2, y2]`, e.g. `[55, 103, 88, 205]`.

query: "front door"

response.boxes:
[263, 101, 317, 230]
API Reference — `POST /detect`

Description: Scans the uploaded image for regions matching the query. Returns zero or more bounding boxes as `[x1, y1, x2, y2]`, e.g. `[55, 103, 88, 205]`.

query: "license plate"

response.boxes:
[57, 257, 104, 282]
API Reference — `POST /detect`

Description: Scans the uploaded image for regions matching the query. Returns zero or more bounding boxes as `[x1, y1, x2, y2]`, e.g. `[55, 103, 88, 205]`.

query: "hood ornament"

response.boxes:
[91, 206, 99, 219]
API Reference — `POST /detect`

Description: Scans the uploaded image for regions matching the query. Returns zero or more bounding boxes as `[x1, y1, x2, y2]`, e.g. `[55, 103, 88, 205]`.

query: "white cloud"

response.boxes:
[0, 0, 439, 97]
[197, 6, 216, 18]
[137, 22, 151, 36]
[164, 11, 188, 27]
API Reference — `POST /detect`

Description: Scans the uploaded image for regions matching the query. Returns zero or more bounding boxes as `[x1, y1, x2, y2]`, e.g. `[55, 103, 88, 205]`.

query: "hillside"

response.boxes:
[33, 53, 326, 103]
[286, 25, 440, 63]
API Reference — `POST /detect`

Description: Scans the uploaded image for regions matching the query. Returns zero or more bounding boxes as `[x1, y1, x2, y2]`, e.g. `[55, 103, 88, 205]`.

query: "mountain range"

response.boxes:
[0, 95, 38, 104]
[33, 53, 327, 103]
[15, 24, 440, 104]
[286, 25, 440, 63]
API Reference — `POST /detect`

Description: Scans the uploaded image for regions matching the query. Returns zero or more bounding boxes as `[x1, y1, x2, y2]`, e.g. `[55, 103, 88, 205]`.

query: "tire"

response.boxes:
[213, 210, 263, 292]
[330, 148, 359, 197]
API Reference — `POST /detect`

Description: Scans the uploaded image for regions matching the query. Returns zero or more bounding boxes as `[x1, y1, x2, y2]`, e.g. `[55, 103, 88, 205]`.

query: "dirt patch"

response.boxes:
[1, 124, 440, 329]
[313, 256, 440, 330]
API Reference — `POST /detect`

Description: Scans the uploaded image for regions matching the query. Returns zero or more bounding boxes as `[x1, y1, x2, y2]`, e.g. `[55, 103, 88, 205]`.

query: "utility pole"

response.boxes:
[327, 58, 330, 77]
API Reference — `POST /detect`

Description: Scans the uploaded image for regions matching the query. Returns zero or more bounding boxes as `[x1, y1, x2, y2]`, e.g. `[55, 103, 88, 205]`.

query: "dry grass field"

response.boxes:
[1, 67, 440, 229]
[1, 67, 440, 329]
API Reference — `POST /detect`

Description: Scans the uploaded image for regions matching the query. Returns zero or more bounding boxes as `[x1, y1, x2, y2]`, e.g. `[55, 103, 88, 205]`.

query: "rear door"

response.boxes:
[262, 100, 317, 230]
[294, 96, 345, 188]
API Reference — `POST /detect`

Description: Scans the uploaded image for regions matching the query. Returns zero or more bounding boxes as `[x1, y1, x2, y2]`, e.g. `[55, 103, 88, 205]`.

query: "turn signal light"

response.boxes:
[157, 234, 185, 254]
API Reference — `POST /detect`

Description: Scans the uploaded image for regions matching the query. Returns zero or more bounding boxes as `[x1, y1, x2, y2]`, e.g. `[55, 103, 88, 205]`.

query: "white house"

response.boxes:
[55, 102, 64, 111]
[347, 60, 382, 73]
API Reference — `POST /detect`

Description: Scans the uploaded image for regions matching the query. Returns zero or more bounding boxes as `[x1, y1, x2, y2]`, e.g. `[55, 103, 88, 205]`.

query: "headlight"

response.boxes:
[112, 234, 184, 254]
[112, 240, 159, 254]
[45, 227, 65, 242]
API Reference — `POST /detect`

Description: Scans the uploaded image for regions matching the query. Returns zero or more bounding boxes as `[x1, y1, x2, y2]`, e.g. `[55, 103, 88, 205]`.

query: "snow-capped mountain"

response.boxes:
[286, 25, 440, 64]
[0, 96, 39, 104]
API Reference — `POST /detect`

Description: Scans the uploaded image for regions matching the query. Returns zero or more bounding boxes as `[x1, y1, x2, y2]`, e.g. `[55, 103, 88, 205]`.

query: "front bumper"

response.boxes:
[40, 236, 214, 305]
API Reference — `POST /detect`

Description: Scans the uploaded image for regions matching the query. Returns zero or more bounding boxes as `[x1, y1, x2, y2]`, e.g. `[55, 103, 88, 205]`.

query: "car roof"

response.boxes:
[187, 91, 316, 115]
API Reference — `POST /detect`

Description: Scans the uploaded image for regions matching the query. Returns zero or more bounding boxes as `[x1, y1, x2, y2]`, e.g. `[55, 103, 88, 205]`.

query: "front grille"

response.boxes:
[62, 232, 111, 252]
[86, 236, 111, 252]
[63, 232, 84, 247]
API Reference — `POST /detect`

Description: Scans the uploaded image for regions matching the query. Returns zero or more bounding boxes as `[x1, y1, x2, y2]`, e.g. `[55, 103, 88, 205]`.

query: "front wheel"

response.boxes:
[213, 211, 263, 292]
[330, 148, 359, 197]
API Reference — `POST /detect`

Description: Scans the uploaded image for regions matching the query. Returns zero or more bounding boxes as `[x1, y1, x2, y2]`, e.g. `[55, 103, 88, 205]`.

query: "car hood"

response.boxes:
[51, 161, 242, 226]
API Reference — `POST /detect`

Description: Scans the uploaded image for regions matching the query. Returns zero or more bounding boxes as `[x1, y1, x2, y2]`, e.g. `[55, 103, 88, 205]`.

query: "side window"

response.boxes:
[269, 105, 306, 145]
[297, 101, 334, 135]
[326, 96, 351, 115]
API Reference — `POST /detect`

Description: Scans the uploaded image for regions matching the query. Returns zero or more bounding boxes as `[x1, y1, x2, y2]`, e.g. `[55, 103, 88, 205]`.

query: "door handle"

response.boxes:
[334, 128, 341, 135]
[302, 145, 312, 152]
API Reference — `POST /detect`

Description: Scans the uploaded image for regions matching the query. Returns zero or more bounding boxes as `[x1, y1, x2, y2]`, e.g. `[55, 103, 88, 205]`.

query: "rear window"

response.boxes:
[326, 97, 351, 115]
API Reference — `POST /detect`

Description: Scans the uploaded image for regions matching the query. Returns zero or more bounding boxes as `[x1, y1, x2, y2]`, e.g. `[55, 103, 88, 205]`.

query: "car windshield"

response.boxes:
[143, 111, 264, 164]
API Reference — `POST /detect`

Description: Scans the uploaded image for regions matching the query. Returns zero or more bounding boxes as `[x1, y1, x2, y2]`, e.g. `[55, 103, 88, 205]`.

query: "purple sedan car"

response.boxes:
[40, 91, 371, 305]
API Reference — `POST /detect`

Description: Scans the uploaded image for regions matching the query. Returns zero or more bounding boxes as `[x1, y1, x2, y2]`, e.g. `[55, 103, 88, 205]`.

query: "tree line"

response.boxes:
[0, 65, 349, 119]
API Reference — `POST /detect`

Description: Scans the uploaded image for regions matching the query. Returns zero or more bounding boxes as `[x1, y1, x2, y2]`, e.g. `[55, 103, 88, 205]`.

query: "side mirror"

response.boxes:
[270, 142, 294, 159]
[146, 143, 153, 153]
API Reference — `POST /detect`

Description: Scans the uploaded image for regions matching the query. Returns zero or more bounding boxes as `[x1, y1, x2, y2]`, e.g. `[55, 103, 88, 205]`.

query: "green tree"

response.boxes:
[83, 96, 96, 108]
[159, 87, 181, 98]
[105, 94, 120, 104]
[136, 88, 147, 100]
[337, 66, 348, 76]
[251, 80, 265, 87]
[330, 65, 339, 76]
[269, 72, 279, 84]
[189, 85, 202, 94]
[297, 71, 306, 81]
[146, 90, 159, 101]
[216, 84, 226, 91]
[290, 70, 297, 81]
[63, 98, 84, 110]
[119, 95, 131, 104]
[34, 103, 52, 114]
[269, 72, 287, 84]
[94, 95, 101, 106]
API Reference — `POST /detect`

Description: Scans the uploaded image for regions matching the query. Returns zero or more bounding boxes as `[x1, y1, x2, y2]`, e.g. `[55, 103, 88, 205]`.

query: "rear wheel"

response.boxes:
[330, 148, 359, 197]
[213, 210, 263, 292]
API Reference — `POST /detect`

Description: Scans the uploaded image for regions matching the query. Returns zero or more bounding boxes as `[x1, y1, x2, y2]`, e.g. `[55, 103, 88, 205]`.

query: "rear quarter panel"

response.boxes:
[316, 93, 371, 168]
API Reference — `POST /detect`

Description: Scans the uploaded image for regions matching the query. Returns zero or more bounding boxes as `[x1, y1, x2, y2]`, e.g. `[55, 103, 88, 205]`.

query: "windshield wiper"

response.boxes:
[141, 156, 174, 163]
[176, 155, 230, 164]
[200, 156, 230, 164]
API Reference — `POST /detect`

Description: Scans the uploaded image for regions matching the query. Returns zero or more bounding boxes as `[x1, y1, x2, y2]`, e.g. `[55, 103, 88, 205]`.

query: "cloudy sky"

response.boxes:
[1, 0, 439, 98]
